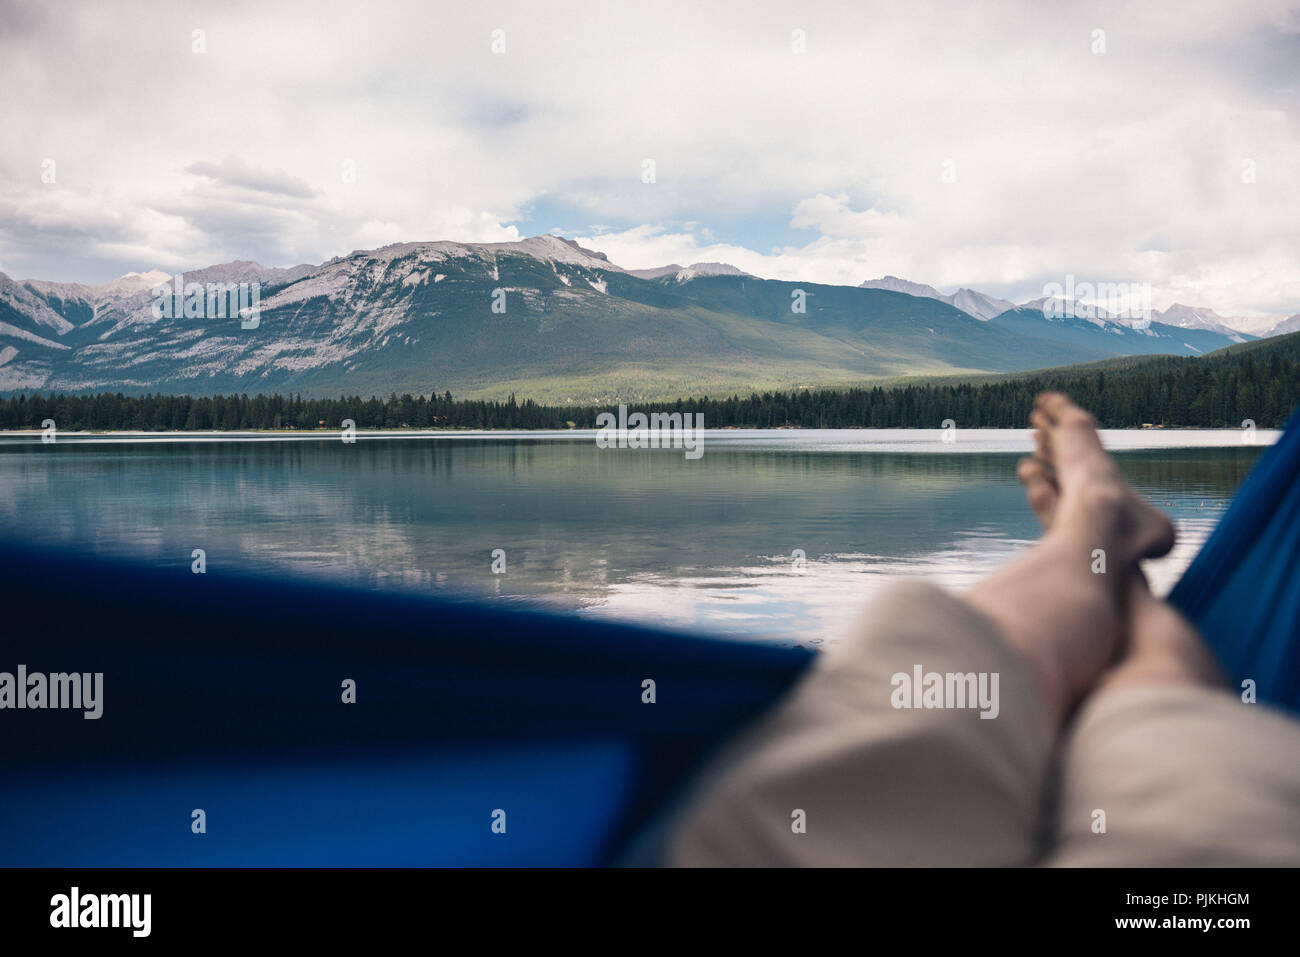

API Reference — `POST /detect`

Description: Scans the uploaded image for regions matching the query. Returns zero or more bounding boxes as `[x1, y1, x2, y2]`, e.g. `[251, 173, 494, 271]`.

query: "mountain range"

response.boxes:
[0, 235, 1293, 403]
[858, 276, 1017, 321]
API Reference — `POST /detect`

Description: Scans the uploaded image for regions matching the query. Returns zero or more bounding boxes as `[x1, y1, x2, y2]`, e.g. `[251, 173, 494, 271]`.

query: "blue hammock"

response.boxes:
[1, 412, 1296, 866]
[1167, 404, 1300, 708]
[0, 543, 813, 866]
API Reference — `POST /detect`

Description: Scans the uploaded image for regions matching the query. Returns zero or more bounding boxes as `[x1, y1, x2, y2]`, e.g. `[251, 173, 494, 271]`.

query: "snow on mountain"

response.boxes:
[626, 263, 686, 278]
[1018, 296, 1115, 322]
[1006, 299, 1259, 343]
[860, 276, 1013, 321]
[1264, 314, 1300, 338]
[179, 261, 316, 287]
[1016, 297, 1156, 335]
[0, 237, 1272, 398]
[89, 270, 174, 298]
[0, 272, 77, 387]
[21, 270, 172, 305]
[858, 276, 946, 301]
[517, 235, 622, 268]
[0, 272, 77, 335]
[948, 288, 1016, 321]
[262, 236, 623, 312]
[1152, 304, 1250, 341]
[627, 261, 752, 281]
[310, 236, 622, 285]
[626, 263, 684, 280]
[678, 262, 750, 279]
[988, 302, 1248, 362]
[0, 320, 68, 350]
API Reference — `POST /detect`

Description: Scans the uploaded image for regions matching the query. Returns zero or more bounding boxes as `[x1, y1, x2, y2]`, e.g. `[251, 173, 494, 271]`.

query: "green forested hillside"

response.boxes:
[3, 332, 1297, 431]
[1, 237, 1251, 403]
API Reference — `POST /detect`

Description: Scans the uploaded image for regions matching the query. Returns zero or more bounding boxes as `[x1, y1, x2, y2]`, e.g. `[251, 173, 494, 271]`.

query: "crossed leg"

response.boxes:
[963, 393, 1175, 726]
[1015, 406, 1300, 866]
[1013, 404, 1223, 696]
[665, 394, 1299, 867]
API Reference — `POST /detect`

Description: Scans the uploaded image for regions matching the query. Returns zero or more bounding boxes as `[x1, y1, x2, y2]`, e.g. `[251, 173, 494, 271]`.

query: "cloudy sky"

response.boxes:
[2, 0, 1298, 325]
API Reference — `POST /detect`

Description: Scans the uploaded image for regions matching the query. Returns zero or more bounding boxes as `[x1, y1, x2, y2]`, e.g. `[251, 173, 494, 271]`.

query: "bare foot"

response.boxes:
[1029, 393, 1175, 570]
[1016, 455, 1057, 529]
[968, 394, 1181, 725]
[1017, 399, 1222, 695]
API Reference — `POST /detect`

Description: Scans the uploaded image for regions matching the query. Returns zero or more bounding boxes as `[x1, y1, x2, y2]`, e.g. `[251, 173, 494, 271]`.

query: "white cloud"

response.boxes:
[184, 157, 321, 199]
[0, 0, 1296, 319]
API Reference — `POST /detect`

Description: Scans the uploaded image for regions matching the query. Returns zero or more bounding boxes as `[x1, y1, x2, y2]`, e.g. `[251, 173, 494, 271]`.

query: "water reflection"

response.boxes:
[0, 434, 1269, 645]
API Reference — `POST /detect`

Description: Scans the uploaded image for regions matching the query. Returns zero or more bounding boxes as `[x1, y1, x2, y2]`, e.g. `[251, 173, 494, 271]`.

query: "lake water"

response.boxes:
[0, 429, 1274, 647]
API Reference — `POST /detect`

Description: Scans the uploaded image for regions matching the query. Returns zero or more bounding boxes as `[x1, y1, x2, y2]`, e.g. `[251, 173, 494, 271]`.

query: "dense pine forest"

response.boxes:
[3, 333, 1298, 432]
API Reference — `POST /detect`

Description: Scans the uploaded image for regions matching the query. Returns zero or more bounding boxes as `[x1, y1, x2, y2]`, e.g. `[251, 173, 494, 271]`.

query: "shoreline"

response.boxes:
[0, 424, 1278, 436]
[0, 426, 1280, 452]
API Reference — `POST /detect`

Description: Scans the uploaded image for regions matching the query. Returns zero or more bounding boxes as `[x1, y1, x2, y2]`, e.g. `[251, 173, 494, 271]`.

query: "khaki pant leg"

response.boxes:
[666, 581, 1055, 867]
[1045, 684, 1300, 866]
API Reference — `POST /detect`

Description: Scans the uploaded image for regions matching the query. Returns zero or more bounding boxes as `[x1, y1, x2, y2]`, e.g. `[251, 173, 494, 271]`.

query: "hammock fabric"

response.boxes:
[1168, 404, 1300, 711]
[0, 543, 812, 866]
[1, 413, 1295, 865]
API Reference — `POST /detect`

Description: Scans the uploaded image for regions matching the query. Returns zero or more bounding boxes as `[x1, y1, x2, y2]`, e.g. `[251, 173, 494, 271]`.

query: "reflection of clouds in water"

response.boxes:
[698, 429, 1281, 454]
[576, 511, 1224, 647]
[578, 535, 1033, 646]
[0, 436, 1255, 645]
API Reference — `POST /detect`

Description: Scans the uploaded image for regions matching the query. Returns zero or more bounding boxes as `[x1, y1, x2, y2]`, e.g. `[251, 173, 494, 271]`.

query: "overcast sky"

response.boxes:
[2, 0, 1297, 323]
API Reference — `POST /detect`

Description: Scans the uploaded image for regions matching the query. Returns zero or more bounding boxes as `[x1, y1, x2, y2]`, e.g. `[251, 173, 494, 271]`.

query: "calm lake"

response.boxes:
[0, 429, 1274, 647]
